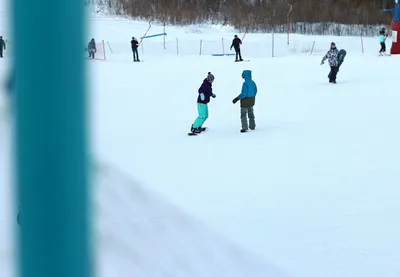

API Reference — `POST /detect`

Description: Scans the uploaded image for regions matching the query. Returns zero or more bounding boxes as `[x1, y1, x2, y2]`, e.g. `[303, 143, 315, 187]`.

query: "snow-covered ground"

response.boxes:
[1, 3, 400, 277]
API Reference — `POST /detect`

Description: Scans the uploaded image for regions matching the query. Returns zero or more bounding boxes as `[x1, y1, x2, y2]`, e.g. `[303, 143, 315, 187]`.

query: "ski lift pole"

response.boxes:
[139, 20, 153, 46]
[241, 30, 247, 42]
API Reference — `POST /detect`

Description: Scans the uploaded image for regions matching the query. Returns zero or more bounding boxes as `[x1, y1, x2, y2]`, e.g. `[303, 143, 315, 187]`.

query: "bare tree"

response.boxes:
[91, 0, 395, 35]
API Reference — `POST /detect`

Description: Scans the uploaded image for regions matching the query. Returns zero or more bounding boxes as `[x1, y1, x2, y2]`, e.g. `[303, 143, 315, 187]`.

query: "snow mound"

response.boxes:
[96, 161, 291, 277]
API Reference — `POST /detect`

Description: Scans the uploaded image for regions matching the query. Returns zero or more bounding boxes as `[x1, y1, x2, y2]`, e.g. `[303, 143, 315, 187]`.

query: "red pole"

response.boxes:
[241, 32, 247, 42]
[102, 40, 106, 60]
[310, 41, 315, 55]
[106, 41, 113, 54]
[360, 34, 364, 54]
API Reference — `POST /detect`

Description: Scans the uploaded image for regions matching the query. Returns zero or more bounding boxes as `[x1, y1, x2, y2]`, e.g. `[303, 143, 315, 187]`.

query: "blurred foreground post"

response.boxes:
[12, 0, 92, 277]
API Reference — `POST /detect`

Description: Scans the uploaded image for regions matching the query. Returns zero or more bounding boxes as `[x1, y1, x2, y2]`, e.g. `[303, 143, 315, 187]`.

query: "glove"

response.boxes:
[211, 94, 216, 98]
[232, 97, 239, 104]
[230, 47, 232, 50]
[320, 61, 324, 65]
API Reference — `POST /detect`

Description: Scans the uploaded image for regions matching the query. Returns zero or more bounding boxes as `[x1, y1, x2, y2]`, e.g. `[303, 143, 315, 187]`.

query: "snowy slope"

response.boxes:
[1, 6, 400, 277]
[90, 52, 400, 277]
[96, 162, 291, 277]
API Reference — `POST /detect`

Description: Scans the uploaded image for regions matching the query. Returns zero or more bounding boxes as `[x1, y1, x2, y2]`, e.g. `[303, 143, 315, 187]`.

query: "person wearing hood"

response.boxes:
[190, 72, 216, 134]
[232, 70, 257, 133]
[88, 38, 96, 59]
[321, 42, 340, 83]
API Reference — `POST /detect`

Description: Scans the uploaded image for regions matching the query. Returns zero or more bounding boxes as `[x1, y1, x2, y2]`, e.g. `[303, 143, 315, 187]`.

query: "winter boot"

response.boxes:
[240, 129, 248, 133]
[191, 125, 203, 133]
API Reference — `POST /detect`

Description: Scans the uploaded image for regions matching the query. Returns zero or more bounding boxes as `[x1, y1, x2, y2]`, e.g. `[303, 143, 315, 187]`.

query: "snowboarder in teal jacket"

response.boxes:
[379, 29, 388, 55]
[190, 72, 216, 134]
[232, 70, 257, 133]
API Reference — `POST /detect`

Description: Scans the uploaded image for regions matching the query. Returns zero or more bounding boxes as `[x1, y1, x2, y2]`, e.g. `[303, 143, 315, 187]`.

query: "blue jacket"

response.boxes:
[379, 34, 386, 43]
[237, 70, 257, 99]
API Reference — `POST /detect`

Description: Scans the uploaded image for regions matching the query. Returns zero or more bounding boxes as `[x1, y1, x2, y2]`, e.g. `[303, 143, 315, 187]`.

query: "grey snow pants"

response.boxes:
[241, 107, 255, 130]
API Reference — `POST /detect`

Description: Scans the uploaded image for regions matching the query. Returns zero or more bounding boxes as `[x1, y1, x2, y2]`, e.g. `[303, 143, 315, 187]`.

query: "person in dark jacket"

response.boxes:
[0, 36, 6, 58]
[232, 70, 257, 133]
[88, 38, 96, 59]
[131, 37, 140, 62]
[190, 72, 216, 134]
[321, 42, 340, 83]
[230, 35, 243, 62]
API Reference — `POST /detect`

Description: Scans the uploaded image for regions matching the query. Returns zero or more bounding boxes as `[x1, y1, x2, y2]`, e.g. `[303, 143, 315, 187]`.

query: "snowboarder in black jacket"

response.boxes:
[0, 36, 6, 58]
[321, 42, 339, 84]
[230, 35, 243, 62]
[88, 38, 96, 59]
[131, 37, 140, 62]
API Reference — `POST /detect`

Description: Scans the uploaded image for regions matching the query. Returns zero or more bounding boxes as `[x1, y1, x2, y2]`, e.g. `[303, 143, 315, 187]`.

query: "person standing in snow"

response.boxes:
[0, 36, 6, 58]
[88, 38, 96, 59]
[131, 37, 140, 62]
[232, 70, 257, 133]
[321, 42, 340, 84]
[190, 72, 216, 134]
[230, 35, 243, 62]
[379, 29, 388, 56]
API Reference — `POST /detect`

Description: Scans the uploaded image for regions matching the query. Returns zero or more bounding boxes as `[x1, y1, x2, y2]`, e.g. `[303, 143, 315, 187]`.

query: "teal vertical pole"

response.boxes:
[12, 0, 92, 276]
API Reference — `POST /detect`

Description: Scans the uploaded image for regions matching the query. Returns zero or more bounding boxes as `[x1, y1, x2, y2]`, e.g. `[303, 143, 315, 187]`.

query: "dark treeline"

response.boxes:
[88, 0, 396, 36]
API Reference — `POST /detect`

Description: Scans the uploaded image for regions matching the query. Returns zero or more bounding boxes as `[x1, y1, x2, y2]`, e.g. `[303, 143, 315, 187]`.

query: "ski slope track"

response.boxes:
[1, 2, 400, 277]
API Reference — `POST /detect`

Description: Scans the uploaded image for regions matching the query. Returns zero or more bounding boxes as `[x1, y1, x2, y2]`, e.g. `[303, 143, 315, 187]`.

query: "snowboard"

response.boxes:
[188, 127, 207, 136]
[328, 49, 346, 78]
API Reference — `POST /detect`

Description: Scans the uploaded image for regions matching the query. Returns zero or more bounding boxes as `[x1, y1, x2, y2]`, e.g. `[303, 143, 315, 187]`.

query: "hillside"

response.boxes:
[87, 0, 396, 36]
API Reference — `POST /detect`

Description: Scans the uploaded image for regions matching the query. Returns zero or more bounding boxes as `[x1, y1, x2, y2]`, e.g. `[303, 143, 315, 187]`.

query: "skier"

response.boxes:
[232, 70, 257, 133]
[88, 38, 96, 59]
[131, 37, 140, 62]
[230, 35, 243, 62]
[379, 29, 388, 56]
[321, 42, 340, 84]
[190, 72, 216, 134]
[0, 36, 6, 58]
